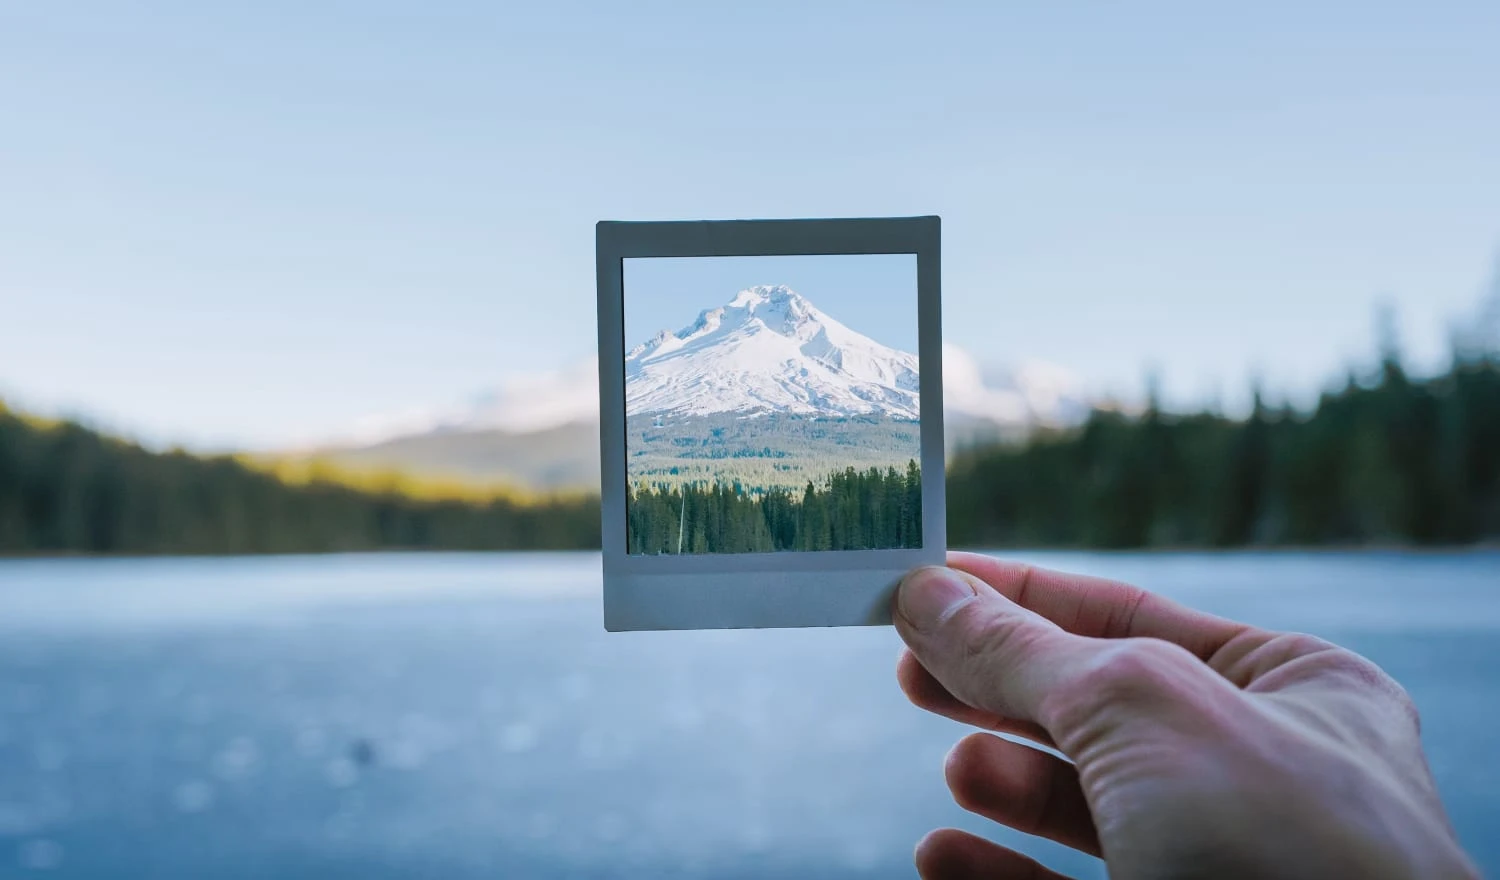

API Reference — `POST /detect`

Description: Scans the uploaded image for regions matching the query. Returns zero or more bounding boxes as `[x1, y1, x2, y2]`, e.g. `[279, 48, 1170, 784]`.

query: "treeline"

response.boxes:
[0, 406, 598, 554]
[627, 462, 923, 554]
[948, 351, 1500, 548]
[5, 343, 1498, 556]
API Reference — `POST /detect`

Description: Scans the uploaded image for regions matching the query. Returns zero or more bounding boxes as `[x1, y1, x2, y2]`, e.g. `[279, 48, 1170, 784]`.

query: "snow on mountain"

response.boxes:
[311, 305, 1086, 457]
[625, 285, 921, 419]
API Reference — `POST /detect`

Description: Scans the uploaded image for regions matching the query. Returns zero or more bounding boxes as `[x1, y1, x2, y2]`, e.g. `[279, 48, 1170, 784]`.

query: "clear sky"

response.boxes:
[2, 2, 1497, 449]
[624, 255, 918, 353]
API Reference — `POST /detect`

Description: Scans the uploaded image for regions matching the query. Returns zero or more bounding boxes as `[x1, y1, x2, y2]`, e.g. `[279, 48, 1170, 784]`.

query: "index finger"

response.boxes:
[948, 552, 1259, 660]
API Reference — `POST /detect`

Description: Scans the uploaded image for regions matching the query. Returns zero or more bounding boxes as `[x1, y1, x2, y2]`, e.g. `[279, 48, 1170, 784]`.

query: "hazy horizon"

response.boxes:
[3, 3, 1498, 450]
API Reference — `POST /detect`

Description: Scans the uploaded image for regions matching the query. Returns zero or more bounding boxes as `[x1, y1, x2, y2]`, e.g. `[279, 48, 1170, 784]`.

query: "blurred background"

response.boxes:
[1, 2, 1497, 878]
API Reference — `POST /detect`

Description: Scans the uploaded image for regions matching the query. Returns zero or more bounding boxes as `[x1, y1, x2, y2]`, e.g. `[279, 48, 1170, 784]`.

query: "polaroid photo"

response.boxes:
[595, 216, 946, 631]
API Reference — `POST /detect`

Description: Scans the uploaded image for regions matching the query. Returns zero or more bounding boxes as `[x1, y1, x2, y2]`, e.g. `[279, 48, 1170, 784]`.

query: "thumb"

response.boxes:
[893, 565, 1187, 732]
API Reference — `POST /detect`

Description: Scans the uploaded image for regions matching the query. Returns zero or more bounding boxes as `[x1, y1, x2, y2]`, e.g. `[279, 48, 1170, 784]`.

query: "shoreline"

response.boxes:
[3, 543, 1499, 561]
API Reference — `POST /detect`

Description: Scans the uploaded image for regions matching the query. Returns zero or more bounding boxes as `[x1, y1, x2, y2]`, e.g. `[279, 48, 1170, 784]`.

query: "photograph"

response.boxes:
[622, 253, 922, 554]
[4, 4, 1497, 877]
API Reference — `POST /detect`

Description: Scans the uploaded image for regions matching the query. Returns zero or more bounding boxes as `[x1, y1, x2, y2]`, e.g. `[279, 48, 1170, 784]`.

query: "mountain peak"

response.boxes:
[724, 285, 816, 337]
[728, 284, 800, 308]
[626, 287, 920, 420]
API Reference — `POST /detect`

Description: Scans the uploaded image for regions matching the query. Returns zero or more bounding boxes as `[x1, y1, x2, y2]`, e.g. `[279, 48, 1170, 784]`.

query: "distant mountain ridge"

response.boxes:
[321, 421, 599, 492]
[625, 285, 920, 420]
[305, 314, 1089, 489]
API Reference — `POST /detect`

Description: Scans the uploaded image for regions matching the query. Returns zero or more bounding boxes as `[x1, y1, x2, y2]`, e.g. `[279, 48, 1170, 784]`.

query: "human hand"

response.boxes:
[893, 552, 1479, 880]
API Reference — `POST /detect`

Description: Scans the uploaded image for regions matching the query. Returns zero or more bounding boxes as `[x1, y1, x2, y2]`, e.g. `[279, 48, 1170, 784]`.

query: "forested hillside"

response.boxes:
[626, 462, 923, 554]
[0, 405, 598, 554]
[948, 351, 1500, 548]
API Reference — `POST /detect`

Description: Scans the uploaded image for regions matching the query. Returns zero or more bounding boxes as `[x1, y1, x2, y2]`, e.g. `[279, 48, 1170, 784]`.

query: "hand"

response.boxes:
[893, 552, 1479, 880]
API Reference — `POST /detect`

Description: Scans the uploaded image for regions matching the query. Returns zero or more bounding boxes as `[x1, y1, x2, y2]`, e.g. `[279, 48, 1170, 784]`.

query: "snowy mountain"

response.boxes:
[301, 307, 1090, 489]
[626, 285, 920, 420]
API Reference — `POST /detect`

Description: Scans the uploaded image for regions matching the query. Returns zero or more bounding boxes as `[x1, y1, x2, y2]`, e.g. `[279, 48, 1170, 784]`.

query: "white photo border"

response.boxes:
[596, 216, 946, 631]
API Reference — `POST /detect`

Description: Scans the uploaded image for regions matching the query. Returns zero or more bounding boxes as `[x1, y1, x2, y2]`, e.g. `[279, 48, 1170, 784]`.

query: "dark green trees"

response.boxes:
[946, 353, 1500, 548]
[625, 462, 924, 555]
[5, 337, 1497, 557]
[0, 407, 599, 554]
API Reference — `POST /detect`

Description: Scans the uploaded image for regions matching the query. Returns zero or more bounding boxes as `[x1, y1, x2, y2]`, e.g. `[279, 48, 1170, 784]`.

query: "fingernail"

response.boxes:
[898, 567, 977, 630]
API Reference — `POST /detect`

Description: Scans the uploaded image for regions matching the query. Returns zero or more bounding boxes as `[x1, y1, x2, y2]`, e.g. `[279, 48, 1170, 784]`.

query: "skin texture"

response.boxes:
[893, 552, 1481, 880]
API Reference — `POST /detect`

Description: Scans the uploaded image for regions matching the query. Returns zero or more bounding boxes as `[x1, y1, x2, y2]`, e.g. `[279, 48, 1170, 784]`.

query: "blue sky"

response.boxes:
[1, 2, 1497, 448]
[624, 255, 918, 353]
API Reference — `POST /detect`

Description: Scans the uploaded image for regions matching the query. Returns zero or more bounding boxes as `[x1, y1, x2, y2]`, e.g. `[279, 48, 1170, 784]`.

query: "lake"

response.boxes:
[0, 551, 1496, 878]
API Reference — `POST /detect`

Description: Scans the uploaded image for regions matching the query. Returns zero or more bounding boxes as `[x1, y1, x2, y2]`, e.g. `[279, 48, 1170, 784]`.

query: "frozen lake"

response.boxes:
[0, 551, 1496, 878]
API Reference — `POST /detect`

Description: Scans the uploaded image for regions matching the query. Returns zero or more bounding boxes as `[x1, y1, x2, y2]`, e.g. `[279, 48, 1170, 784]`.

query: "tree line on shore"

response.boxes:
[947, 347, 1500, 548]
[625, 461, 923, 554]
[0, 406, 596, 554]
[2, 338, 1497, 555]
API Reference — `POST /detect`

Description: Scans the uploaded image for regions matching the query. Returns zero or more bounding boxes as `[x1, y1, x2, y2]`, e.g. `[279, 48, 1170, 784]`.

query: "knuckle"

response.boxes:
[957, 607, 1021, 664]
[1269, 632, 1424, 735]
[1044, 638, 1198, 728]
[943, 604, 1055, 715]
[1081, 638, 1196, 695]
[942, 734, 1055, 837]
[954, 606, 1043, 678]
[1279, 631, 1339, 657]
[1291, 632, 1396, 685]
[1389, 679, 1423, 732]
[943, 737, 992, 813]
[1322, 644, 1422, 728]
